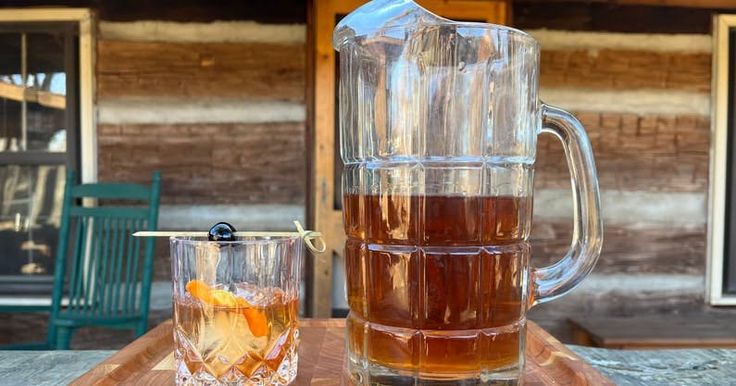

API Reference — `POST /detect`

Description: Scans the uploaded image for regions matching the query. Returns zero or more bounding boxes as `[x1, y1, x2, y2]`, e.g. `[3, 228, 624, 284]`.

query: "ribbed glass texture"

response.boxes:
[170, 237, 302, 386]
[335, 1, 602, 385]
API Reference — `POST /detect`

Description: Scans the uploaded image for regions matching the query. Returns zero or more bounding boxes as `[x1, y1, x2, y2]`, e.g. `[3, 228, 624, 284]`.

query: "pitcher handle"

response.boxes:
[531, 104, 604, 306]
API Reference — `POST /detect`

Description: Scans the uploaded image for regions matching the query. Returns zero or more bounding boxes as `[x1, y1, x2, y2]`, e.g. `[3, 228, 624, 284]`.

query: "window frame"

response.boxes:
[0, 22, 79, 171]
[708, 14, 736, 305]
[0, 9, 95, 298]
[0, 9, 96, 185]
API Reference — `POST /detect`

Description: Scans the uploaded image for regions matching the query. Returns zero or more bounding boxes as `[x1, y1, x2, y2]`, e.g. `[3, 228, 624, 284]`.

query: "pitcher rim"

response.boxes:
[335, 21, 539, 51]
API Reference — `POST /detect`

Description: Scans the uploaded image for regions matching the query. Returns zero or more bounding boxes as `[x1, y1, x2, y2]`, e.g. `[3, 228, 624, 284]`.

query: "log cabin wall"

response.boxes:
[71, 2, 308, 284]
[517, 2, 715, 338]
[93, 21, 308, 282]
[0, 1, 721, 337]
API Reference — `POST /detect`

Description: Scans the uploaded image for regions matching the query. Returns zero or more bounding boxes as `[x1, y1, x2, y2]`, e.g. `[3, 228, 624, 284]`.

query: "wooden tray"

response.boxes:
[71, 319, 612, 385]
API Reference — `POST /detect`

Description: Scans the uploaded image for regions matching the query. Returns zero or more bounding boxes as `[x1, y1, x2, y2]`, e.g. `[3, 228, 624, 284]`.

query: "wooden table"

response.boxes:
[72, 319, 611, 385]
[570, 315, 736, 349]
[3, 320, 736, 385]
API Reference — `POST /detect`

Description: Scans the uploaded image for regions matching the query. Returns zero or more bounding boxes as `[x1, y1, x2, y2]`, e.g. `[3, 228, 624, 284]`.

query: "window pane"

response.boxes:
[0, 31, 67, 153]
[0, 33, 22, 153]
[26, 32, 67, 152]
[0, 165, 65, 279]
[26, 103, 66, 152]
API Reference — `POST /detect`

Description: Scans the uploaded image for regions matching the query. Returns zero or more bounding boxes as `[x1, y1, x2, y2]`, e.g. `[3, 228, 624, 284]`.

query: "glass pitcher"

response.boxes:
[334, 1, 603, 384]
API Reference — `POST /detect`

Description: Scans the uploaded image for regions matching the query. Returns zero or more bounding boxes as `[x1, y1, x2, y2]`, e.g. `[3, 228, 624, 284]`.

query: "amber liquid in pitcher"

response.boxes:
[344, 193, 532, 379]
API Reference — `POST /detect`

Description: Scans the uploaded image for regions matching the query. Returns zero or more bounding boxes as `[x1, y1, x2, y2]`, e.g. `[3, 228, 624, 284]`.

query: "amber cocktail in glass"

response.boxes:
[170, 234, 302, 386]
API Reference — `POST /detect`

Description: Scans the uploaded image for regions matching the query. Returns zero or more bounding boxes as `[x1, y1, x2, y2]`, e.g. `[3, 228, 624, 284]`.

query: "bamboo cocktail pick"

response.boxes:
[133, 220, 326, 253]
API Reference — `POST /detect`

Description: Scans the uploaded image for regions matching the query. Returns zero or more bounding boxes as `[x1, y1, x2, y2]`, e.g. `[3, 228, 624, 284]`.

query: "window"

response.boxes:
[0, 10, 94, 297]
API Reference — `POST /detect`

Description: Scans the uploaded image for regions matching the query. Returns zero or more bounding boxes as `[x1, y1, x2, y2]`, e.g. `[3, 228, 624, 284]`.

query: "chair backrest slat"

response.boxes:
[93, 217, 109, 317]
[69, 207, 149, 219]
[103, 217, 117, 316]
[49, 171, 161, 333]
[66, 216, 85, 312]
[71, 183, 152, 200]
[126, 218, 143, 314]
[110, 217, 126, 315]
[87, 217, 104, 315]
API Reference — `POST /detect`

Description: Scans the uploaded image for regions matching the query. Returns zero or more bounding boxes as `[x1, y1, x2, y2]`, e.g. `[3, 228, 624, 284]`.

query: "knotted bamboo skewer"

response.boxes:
[133, 220, 326, 253]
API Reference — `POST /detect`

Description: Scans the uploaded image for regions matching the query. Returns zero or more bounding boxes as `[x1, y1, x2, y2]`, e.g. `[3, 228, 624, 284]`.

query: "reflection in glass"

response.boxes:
[0, 31, 67, 153]
[0, 165, 65, 278]
[0, 25, 74, 287]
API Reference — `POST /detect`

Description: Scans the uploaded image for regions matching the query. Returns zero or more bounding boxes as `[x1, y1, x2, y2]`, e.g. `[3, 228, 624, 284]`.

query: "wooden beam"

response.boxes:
[0, 81, 65, 110]
[35, 90, 66, 110]
[537, 111, 709, 193]
[98, 122, 306, 205]
[540, 48, 711, 93]
[616, 0, 736, 8]
[514, 1, 714, 33]
[532, 221, 706, 275]
[97, 40, 305, 101]
[0, 1, 308, 23]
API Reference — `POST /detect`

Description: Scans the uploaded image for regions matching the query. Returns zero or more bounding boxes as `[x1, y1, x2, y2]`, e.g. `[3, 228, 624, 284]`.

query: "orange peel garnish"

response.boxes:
[185, 279, 269, 337]
[186, 279, 214, 304]
[243, 308, 269, 337]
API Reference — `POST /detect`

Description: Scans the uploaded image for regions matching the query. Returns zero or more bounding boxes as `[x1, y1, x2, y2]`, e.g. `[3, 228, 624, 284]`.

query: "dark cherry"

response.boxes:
[208, 222, 237, 242]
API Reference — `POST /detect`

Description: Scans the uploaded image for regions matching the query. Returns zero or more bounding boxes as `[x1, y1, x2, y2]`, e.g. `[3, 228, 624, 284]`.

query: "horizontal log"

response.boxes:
[520, 0, 736, 8]
[540, 49, 711, 92]
[536, 112, 710, 192]
[529, 273, 705, 342]
[0, 82, 65, 110]
[98, 34, 709, 104]
[98, 122, 306, 205]
[618, 0, 736, 7]
[97, 40, 305, 101]
[514, 1, 714, 33]
[0, 1, 308, 23]
[531, 221, 705, 275]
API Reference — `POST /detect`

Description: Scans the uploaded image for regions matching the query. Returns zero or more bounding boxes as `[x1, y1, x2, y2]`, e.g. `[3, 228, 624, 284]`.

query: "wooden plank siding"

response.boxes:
[92, 30, 713, 210]
[93, 48, 710, 203]
[532, 222, 706, 275]
[536, 112, 710, 192]
[0, 1, 309, 23]
[514, 2, 715, 34]
[541, 49, 711, 92]
[88, 13, 716, 325]
[97, 40, 305, 101]
[98, 123, 306, 205]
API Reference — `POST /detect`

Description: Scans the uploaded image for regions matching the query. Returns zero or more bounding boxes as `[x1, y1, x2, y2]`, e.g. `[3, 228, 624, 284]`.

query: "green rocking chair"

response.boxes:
[1, 170, 161, 349]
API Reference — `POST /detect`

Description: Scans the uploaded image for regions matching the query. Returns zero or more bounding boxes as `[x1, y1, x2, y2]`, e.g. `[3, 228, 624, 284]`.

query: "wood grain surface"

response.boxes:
[97, 40, 305, 101]
[71, 319, 612, 385]
[541, 49, 711, 93]
[536, 112, 710, 193]
[98, 122, 306, 205]
[569, 346, 736, 386]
